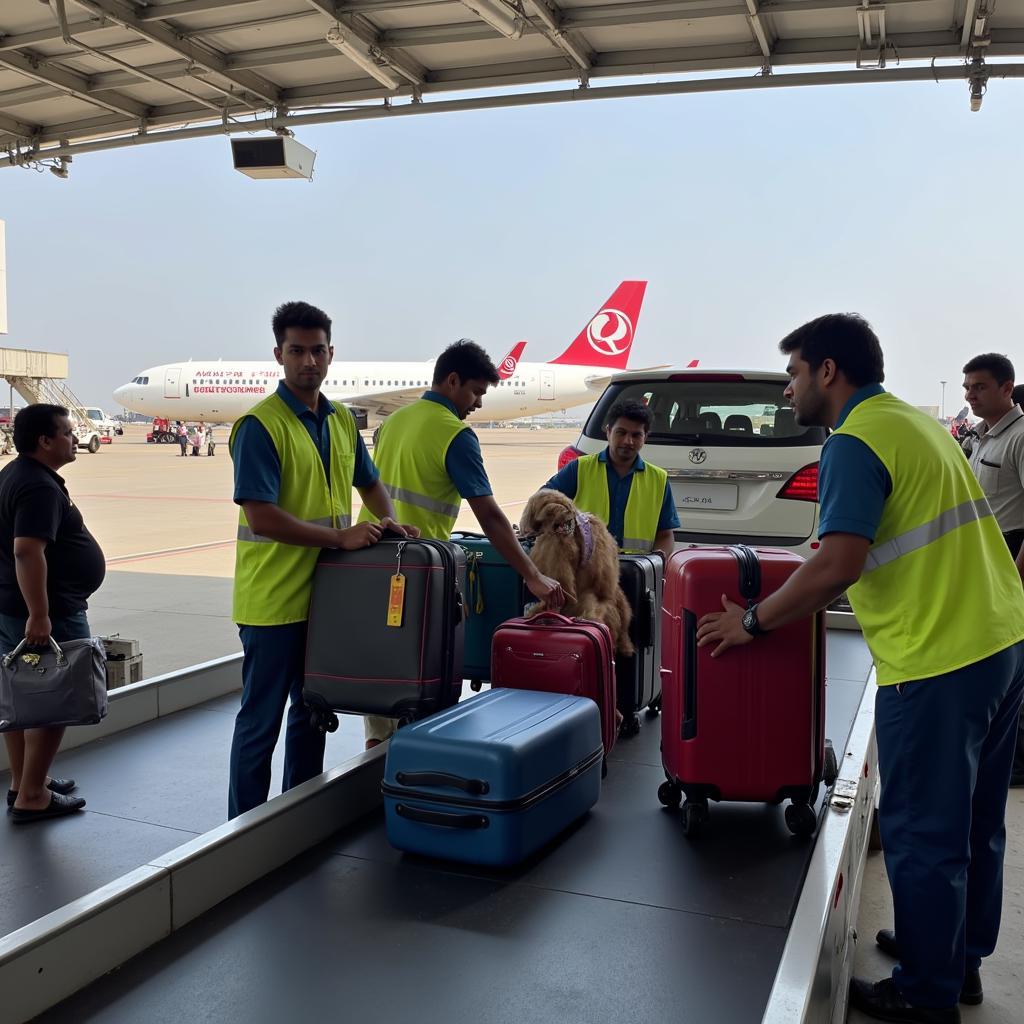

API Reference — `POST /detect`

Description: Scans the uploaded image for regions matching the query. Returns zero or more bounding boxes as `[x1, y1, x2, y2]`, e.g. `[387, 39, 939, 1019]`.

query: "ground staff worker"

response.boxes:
[359, 339, 565, 748]
[697, 314, 1024, 1024]
[962, 354, 1024, 790]
[543, 397, 678, 560]
[228, 301, 416, 819]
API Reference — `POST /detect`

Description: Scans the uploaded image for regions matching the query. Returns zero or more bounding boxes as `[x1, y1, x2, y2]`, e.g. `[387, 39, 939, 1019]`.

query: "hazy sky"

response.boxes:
[1, 72, 1022, 417]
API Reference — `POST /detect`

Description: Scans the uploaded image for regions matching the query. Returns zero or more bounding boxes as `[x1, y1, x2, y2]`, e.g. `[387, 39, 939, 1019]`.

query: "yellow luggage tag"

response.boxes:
[386, 543, 406, 628]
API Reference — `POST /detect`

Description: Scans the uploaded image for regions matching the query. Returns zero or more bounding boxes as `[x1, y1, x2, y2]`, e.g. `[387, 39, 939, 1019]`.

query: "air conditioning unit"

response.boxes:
[230, 137, 316, 180]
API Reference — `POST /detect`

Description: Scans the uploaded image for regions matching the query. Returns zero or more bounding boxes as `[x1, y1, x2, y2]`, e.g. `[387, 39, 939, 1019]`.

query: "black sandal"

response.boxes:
[7, 777, 77, 808]
[11, 792, 86, 823]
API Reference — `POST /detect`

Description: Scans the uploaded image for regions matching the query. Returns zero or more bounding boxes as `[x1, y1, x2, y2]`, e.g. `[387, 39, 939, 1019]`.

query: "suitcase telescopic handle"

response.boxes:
[395, 771, 490, 795]
[395, 804, 489, 830]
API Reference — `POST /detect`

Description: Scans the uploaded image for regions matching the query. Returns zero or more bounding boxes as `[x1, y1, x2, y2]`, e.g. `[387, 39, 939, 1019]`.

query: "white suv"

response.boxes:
[560, 368, 826, 558]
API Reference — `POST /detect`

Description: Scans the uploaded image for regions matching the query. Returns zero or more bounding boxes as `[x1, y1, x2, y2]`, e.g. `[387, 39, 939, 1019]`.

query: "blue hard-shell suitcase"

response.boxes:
[450, 531, 527, 688]
[382, 688, 603, 866]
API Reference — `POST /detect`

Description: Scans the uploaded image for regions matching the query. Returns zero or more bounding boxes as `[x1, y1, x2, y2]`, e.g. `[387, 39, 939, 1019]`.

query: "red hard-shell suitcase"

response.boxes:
[490, 612, 618, 761]
[659, 545, 837, 837]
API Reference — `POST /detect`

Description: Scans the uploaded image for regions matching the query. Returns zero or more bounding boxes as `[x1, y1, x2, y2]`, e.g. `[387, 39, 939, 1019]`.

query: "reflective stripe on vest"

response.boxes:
[833, 392, 1024, 685]
[236, 515, 350, 544]
[230, 394, 358, 625]
[863, 497, 994, 573]
[381, 483, 460, 520]
[574, 452, 666, 554]
[360, 399, 467, 541]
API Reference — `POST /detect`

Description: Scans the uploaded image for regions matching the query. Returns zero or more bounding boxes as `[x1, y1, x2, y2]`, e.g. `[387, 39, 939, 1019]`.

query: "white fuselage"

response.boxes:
[113, 360, 605, 423]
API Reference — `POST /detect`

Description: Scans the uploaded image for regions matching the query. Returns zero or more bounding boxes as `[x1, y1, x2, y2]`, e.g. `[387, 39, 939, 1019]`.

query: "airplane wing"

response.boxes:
[341, 387, 423, 419]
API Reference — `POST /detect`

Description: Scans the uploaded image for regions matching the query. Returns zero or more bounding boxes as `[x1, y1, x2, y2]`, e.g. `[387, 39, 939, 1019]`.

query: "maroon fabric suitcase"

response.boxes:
[659, 545, 835, 837]
[490, 612, 618, 760]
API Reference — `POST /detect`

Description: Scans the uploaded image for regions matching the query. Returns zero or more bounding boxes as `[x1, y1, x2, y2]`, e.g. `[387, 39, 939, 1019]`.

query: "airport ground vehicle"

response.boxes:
[146, 417, 177, 443]
[560, 369, 826, 559]
[84, 407, 123, 435]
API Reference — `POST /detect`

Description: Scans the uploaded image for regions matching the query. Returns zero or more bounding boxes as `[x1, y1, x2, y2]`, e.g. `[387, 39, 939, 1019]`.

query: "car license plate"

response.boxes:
[674, 482, 739, 511]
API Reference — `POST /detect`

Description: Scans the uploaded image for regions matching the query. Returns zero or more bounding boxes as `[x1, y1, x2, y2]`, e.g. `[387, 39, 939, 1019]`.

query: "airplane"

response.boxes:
[112, 281, 649, 426]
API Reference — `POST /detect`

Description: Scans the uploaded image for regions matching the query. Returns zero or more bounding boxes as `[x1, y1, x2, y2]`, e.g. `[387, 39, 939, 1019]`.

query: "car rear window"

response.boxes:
[584, 378, 827, 447]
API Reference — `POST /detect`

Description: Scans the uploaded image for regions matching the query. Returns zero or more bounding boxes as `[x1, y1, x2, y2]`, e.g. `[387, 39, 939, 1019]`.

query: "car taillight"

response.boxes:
[777, 463, 818, 502]
[558, 445, 583, 470]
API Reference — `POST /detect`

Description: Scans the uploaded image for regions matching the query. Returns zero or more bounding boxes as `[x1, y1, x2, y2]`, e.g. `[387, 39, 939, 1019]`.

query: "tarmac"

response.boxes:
[1, 423, 1022, 1020]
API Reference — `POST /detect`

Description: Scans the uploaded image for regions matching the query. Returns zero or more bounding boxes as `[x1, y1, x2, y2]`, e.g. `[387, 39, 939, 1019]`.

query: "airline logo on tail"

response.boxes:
[549, 280, 648, 369]
[498, 341, 527, 379]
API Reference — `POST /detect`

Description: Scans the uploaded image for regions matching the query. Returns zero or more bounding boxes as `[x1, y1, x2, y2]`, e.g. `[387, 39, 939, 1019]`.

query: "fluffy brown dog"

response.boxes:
[521, 489, 634, 656]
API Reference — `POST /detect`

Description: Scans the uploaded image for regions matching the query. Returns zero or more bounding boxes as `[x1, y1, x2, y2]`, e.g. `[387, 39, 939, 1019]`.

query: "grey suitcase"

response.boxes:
[303, 537, 466, 731]
[616, 553, 663, 737]
[0, 636, 108, 732]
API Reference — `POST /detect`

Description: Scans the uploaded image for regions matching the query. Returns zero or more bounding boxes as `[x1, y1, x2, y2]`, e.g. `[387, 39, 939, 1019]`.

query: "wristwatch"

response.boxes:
[741, 603, 766, 637]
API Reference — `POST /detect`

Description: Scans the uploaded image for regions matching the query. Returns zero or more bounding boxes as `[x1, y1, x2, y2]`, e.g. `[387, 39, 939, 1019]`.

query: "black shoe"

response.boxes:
[874, 931, 983, 1005]
[7, 777, 77, 808]
[849, 978, 960, 1023]
[10, 792, 86, 823]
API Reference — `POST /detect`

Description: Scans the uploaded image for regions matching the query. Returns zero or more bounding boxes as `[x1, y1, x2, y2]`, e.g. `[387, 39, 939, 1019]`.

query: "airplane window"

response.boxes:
[143, 377, 149, 384]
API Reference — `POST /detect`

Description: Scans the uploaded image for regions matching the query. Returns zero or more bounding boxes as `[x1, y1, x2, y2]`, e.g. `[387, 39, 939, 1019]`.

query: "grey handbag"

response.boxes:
[0, 636, 108, 732]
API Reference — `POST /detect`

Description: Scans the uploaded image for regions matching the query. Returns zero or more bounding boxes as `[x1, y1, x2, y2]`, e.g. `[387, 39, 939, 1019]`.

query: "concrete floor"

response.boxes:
[848, 789, 1024, 1023]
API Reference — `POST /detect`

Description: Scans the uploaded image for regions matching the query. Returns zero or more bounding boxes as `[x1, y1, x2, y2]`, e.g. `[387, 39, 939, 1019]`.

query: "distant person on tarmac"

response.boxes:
[696, 314, 1024, 1024]
[227, 301, 418, 819]
[962, 353, 1024, 791]
[0, 405, 105, 822]
[543, 397, 678, 561]
[176, 421, 188, 457]
[206, 425, 216, 456]
[358, 339, 566, 749]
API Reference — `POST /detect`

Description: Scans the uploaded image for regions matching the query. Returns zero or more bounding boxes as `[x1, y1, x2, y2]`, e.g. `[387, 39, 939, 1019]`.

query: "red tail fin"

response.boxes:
[549, 281, 648, 369]
[497, 341, 527, 379]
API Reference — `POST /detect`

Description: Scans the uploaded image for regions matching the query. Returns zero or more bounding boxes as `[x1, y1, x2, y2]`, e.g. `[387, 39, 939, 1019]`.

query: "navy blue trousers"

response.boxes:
[875, 640, 1024, 1008]
[228, 621, 326, 819]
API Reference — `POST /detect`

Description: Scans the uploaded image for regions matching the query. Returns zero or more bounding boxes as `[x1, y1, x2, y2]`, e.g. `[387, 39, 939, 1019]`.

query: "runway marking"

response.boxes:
[107, 540, 235, 566]
[105, 499, 529, 565]
[79, 493, 235, 504]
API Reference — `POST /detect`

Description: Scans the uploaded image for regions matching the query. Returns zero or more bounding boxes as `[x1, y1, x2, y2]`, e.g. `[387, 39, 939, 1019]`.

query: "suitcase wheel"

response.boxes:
[681, 799, 709, 837]
[470, 679, 483, 692]
[620, 713, 641, 739]
[658, 781, 682, 809]
[785, 801, 817, 838]
[309, 708, 339, 735]
[823, 740, 839, 787]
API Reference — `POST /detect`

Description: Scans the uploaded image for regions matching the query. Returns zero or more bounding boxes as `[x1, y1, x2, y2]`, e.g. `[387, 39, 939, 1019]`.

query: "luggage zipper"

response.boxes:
[382, 746, 603, 812]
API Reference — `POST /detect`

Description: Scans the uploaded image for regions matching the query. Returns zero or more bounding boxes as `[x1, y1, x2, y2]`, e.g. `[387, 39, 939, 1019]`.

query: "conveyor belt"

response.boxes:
[38, 632, 873, 1023]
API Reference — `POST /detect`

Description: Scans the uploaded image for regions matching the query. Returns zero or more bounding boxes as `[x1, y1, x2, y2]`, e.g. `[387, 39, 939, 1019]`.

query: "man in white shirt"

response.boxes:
[963, 352, 1024, 786]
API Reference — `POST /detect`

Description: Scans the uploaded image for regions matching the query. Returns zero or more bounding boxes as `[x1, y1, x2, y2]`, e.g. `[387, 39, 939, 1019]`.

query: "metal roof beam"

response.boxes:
[0, 111, 40, 142]
[523, 0, 593, 73]
[69, 0, 283, 106]
[137, 0, 269, 19]
[0, 48, 148, 119]
[744, 0, 775, 67]
[301, 0, 425, 87]
[6, 61, 1024, 168]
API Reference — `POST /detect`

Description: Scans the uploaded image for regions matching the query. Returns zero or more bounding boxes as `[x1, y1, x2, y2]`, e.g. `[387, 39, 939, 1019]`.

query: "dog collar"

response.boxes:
[575, 513, 594, 565]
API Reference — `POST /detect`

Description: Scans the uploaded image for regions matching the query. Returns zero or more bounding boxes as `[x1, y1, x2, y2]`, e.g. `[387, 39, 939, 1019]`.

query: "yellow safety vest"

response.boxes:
[359, 398, 467, 541]
[229, 393, 357, 625]
[835, 392, 1024, 685]
[574, 452, 668, 554]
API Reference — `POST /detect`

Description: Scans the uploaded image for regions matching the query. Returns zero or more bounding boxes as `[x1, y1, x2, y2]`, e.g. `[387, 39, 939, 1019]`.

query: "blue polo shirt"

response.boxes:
[817, 383, 892, 541]
[233, 381, 378, 505]
[545, 448, 680, 548]
[422, 392, 493, 499]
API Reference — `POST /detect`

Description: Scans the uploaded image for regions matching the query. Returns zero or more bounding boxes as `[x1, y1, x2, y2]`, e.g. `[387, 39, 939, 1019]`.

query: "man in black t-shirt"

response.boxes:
[0, 405, 106, 822]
